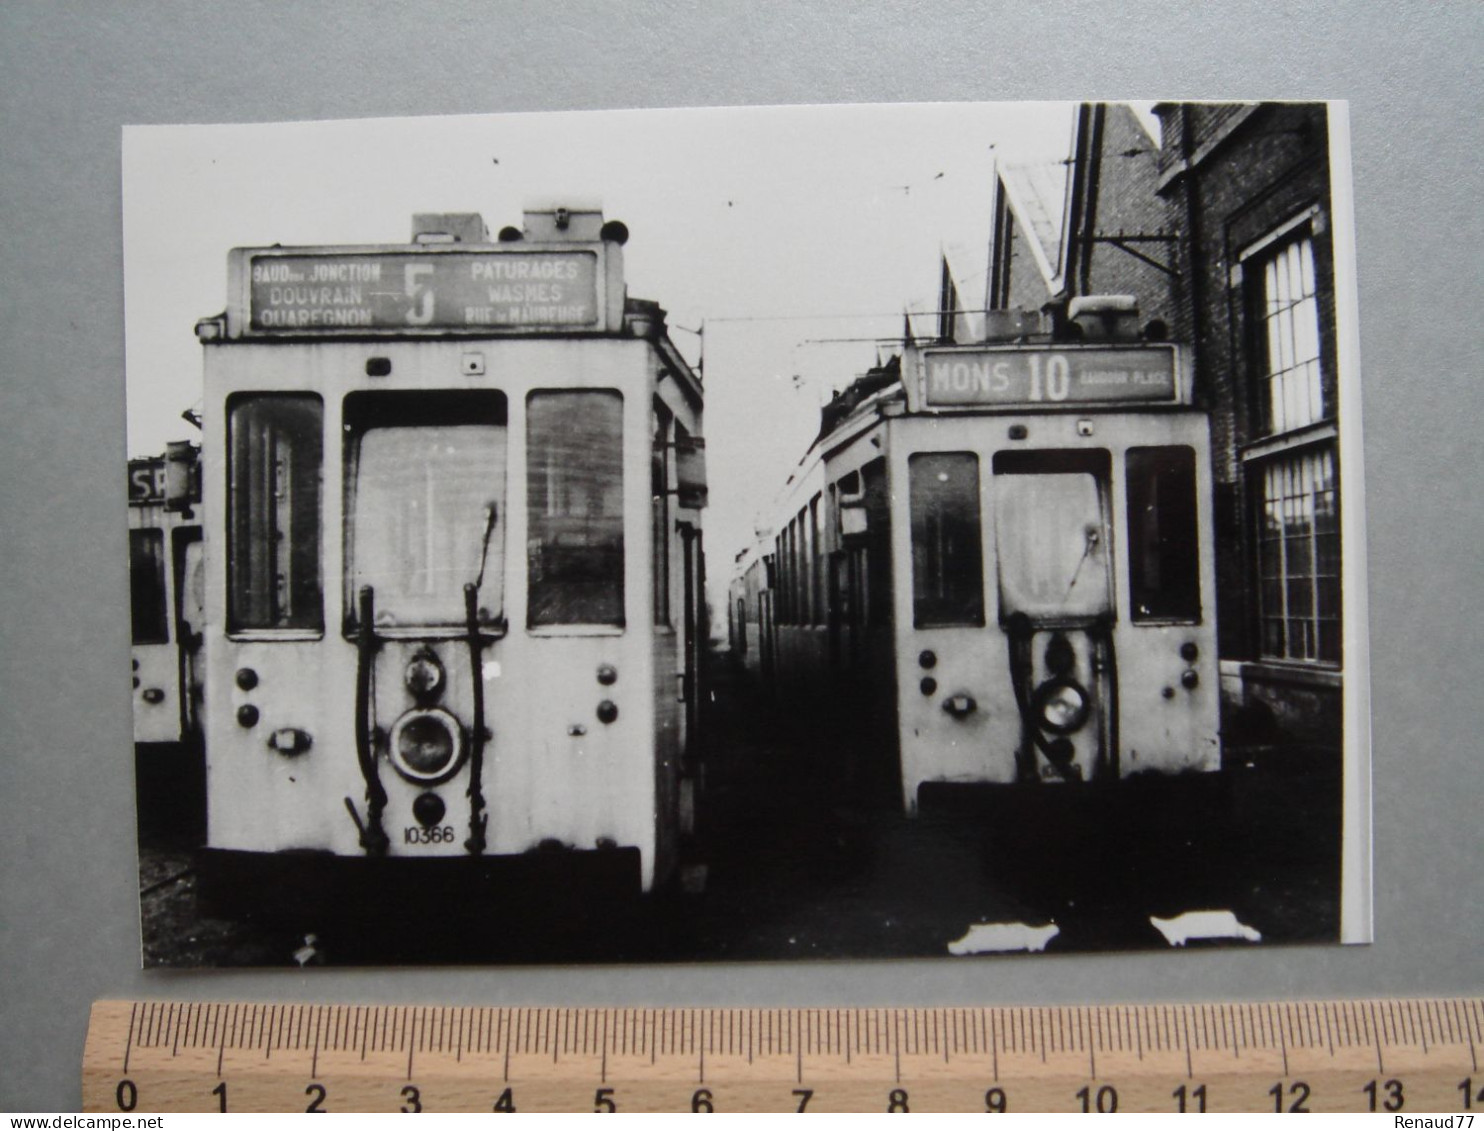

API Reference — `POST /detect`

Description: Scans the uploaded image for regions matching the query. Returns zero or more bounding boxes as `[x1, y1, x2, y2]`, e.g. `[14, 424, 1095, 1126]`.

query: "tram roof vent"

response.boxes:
[523, 202, 606, 242]
[411, 213, 490, 244]
[1068, 294, 1141, 342]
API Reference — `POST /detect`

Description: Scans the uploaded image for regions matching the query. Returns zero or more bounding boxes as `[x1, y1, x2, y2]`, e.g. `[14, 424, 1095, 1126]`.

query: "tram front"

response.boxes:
[894, 328, 1220, 808]
[193, 208, 698, 914]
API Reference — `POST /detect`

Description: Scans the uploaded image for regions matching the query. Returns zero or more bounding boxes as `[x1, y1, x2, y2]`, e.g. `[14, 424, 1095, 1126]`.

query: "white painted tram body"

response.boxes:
[194, 208, 705, 903]
[732, 308, 1219, 811]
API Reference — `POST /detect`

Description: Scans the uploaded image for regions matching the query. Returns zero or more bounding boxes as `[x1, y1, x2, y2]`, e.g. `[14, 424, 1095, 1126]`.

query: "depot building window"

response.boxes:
[527, 390, 625, 627]
[1256, 448, 1340, 663]
[1256, 232, 1324, 436]
[1242, 218, 1341, 665]
[227, 393, 323, 632]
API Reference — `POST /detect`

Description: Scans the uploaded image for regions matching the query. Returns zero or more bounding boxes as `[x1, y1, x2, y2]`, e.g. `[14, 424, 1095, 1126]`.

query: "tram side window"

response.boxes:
[129, 528, 169, 644]
[810, 494, 824, 625]
[527, 390, 625, 627]
[652, 405, 671, 627]
[227, 394, 323, 632]
[909, 453, 985, 628]
[1126, 446, 1201, 623]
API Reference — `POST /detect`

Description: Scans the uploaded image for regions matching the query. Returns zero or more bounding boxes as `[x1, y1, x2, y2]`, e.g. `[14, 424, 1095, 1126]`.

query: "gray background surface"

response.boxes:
[1, 1, 1479, 1111]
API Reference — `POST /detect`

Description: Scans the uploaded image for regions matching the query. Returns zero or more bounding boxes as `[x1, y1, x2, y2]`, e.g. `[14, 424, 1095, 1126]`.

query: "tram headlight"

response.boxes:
[388, 708, 465, 784]
[404, 650, 445, 701]
[1034, 680, 1091, 735]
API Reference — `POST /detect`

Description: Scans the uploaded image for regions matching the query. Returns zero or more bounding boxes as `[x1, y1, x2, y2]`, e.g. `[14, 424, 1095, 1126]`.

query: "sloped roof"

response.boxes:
[999, 160, 1068, 291]
[941, 237, 989, 341]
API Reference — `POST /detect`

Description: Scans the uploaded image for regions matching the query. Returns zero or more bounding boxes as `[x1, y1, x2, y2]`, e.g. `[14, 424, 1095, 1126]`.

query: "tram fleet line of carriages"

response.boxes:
[729, 299, 1221, 814]
[131, 205, 1224, 917]
[164, 206, 709, 911]
[128, 444, 206, 834]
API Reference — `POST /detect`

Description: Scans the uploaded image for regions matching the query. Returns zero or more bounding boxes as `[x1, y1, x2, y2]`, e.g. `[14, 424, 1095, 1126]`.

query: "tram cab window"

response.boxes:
[1126, 446, 1201, 623]
[344, 391, 507, 631]
[908, 452, 985, 628]
[227, 394, 323, 632]
[129, 528, 169, 644]
[527, 390, 625, 627]
[992, 449, 1111, 622]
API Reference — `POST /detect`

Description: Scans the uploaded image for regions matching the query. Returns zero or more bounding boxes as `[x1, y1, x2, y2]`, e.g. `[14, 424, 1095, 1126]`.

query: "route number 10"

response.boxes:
[1026, 354, 1071, 402]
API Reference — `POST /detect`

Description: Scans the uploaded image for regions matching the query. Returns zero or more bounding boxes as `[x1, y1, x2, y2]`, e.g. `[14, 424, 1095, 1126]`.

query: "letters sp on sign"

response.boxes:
[128, 460, 167, 505]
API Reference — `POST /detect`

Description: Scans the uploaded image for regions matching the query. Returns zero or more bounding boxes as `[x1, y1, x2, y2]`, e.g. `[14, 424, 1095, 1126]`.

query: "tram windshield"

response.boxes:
[994, 469, 1112, 621]
[345, 391, 507, 631]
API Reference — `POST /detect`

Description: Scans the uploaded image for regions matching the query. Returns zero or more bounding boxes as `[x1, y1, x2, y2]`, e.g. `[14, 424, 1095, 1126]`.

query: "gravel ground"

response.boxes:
[138, 663, 1341, 967]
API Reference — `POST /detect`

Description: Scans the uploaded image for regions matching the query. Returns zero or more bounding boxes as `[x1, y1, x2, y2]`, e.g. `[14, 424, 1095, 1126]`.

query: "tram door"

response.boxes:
[992, 451, 1116, 783]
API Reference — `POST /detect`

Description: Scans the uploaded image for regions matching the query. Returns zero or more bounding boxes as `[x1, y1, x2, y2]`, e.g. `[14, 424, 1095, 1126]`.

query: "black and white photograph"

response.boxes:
[123, 100, 1369, 968]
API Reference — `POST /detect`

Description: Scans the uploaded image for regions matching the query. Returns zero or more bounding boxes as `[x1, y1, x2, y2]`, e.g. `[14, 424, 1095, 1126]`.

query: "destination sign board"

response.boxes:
[919, 345, 1178, 409]
[247, 250, 600, 332]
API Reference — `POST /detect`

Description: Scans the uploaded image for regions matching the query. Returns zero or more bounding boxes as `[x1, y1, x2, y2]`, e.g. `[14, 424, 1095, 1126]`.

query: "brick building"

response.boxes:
[953, 101, 1347, 750]
[1154, 101, 1342, 746]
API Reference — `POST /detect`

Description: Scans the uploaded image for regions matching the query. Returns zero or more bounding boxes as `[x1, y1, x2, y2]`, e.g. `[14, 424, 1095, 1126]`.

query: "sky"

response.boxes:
[122, 102, 1078, 607]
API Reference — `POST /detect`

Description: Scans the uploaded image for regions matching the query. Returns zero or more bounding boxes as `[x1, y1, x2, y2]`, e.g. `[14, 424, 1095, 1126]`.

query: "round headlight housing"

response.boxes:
[1033, 679, 1091, 735]
[388, 708, 465, 784]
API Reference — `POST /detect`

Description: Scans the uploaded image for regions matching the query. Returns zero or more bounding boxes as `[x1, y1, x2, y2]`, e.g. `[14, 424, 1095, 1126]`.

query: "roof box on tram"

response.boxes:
[411, 213, 490, 244]
[981, 307, 1046, 343]
[164, 439, 201, 512]
[1068, 295, 1141, 342]
[520, 201, 608, 242]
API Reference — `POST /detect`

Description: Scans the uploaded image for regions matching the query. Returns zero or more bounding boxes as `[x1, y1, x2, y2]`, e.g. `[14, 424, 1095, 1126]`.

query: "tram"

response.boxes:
[192, 206, 706, 909]
[731, 300, 1219, 812]
[128, 443, 206, 831]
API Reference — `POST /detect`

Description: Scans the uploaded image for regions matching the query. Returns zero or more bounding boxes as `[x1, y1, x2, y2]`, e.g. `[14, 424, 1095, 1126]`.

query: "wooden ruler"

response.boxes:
[84, 999, 1483, 1113]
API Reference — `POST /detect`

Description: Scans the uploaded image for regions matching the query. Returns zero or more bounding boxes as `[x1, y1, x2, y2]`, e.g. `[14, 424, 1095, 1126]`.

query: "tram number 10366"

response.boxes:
[403, 825, 457, 846]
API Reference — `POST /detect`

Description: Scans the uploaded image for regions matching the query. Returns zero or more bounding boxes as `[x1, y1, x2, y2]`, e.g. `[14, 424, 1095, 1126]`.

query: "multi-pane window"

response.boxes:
[527, 390, 625, 627]
[1257, 448, 1340, 663]
[909, 452, 984, 627]
[1247, 224, 1340, 664]
[227, 393, 323, 632]
[1257, 235, 1323, 435]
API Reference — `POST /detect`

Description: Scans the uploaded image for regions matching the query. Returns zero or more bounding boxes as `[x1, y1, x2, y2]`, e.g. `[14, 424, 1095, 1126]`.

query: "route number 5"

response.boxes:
[405, 263, 434, 325]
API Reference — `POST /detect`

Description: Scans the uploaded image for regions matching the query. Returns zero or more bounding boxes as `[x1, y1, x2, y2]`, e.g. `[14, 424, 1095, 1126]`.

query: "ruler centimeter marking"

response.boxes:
[85, 999, 1484, 1114]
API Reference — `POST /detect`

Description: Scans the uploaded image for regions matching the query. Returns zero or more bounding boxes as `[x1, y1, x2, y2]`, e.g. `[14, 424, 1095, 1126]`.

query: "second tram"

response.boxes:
[731, 300, 1219, 811]
[128, 443, 206, 830]
[192, 206, 707, 907]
